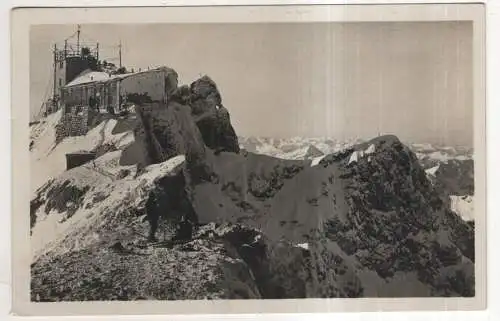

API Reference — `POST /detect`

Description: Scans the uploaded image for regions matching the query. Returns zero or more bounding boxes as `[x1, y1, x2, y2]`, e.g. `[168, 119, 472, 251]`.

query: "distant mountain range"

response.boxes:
[238, 136, 473, 164]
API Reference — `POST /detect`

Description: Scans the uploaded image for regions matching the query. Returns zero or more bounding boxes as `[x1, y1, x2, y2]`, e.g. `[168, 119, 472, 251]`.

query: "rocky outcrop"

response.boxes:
[430, 159, 474, 197]
[130, 74, 239, 180]
[317, 136, 474, 296]
[144, 164, 198, 241]
[190, 76, 222, 111]
[189, 76, 240, 153]
[31, 231, 262, 301]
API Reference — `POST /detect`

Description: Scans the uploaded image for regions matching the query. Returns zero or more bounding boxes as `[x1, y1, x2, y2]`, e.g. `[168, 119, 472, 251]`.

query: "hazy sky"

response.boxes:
[30, 22, 473, 146]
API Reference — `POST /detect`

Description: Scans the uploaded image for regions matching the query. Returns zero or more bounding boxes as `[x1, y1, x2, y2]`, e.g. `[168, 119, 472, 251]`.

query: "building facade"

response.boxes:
[61, 66, 178, 114]
[50, 45, 101, 113]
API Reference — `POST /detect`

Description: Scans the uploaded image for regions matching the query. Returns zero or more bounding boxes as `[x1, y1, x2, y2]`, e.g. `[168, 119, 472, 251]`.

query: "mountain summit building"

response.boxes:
[42, 25, 178, 117]
[61, 66, 178, 115]
[44, 26, 179, 140]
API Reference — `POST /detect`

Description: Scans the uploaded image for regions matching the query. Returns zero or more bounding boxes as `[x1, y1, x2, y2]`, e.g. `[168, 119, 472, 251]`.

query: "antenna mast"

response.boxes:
[77, 24, 81, 54]
[119, 40, 122, 68]
[53, 44, 57, 100]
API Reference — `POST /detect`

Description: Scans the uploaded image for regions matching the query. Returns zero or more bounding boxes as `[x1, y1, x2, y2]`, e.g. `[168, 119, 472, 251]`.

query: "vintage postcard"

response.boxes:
[11, 3, 486, 316]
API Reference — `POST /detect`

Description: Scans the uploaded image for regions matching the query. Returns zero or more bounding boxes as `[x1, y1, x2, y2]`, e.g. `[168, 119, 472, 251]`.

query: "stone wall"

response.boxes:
[55, 105, 93, 143]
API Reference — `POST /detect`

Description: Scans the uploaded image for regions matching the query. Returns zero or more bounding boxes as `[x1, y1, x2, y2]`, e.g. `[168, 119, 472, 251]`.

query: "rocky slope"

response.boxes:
[30, 68, 475, 301]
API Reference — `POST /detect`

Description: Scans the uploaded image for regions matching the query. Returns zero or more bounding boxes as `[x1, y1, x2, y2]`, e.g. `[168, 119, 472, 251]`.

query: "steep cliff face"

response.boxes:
[130, 75, 240, 180]
[131, 74, 240, 168]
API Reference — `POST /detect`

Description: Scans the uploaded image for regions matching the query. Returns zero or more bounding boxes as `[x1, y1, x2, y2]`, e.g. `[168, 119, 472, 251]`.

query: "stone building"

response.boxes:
[61, 66, 179, 115]
[55, 66, 178, 142]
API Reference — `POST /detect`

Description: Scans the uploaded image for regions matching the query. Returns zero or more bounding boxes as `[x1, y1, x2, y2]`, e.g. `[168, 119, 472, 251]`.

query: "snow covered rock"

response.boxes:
[450, 195, 474, 222]
[30, 113, 135, 195]
[30, 153, 186, 261]
[31, 234, 262, 301]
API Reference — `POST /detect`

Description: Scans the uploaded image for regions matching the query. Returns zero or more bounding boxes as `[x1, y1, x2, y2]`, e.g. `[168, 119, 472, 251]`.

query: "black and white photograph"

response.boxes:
[10, 3, 487, 314]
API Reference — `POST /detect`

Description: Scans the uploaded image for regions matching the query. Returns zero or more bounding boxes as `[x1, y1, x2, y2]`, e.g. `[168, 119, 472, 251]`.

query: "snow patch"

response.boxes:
[450, 195, 474, 222]
[138, 155, 185, 184]
[30, 117, 135, 195]
[310, 155, 326, 167]
[348, 145, 376, 165]
[252, 234, 262, 244]
[348, 150, 364, 165]
[295, 243, 309, 250]
[425, 165, 440, 177]
[31, 154, 186, 261]
[364, 144, 376, 155]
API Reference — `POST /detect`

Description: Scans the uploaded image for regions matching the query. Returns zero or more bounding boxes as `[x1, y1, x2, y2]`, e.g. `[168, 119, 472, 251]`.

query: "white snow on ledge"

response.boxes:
[365, 144, 376, 155]
[295, 243, 309, 250]
[425, 165, 440, 177]
[347, 144, 377, 165]
[310, 155, 326, 167]
[348, 151, 361, 165]
[450, 195, 474, 222]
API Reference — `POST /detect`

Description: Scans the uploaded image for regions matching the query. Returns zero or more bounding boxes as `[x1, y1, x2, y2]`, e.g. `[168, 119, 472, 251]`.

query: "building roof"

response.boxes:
[65, 70, 111, 88]
[108, 66, 174, 80]
[64, 66, 176, 88]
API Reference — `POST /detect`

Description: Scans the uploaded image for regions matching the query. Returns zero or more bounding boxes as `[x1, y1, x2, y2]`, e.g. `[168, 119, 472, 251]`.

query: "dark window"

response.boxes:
[59, 79, 62, 87]
[59, 61, 63, 68]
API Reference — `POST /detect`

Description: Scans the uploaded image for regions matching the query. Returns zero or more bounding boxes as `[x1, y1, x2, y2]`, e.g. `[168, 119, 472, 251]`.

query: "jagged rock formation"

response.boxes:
[129, 74, 240, 180]
[423, 157, 474, 223]
[30, 67, 475, 301]
[189, 76, 240, 154]
[428, 159, 474, 197]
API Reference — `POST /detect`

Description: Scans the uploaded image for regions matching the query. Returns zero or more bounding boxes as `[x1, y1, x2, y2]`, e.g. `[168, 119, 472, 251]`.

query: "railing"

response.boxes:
[55, 48, 99, 61]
